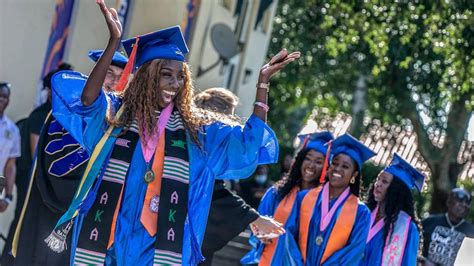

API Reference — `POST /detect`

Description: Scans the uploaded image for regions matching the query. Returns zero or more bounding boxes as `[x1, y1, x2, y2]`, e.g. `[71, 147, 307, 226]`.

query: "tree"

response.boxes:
[268, 0, 473, 212]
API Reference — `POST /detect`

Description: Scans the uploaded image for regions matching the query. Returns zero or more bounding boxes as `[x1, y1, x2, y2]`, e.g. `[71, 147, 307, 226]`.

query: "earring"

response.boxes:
[350, 176, 356, 184]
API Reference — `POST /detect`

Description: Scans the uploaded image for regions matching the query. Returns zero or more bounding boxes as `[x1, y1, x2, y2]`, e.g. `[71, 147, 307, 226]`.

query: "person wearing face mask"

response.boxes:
[360, 153, 424, 266]
[276, 133, 376, 266]
[240, 165, 273, 209]
[241, 131, 334, 265]
[13, 1, 299, 265]
[422, 188, 474, 266]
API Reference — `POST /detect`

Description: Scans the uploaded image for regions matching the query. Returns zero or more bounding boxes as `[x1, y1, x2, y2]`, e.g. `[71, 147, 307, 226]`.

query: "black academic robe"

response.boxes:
[8, 113, 88, 266]
[200, 180, 259, 265]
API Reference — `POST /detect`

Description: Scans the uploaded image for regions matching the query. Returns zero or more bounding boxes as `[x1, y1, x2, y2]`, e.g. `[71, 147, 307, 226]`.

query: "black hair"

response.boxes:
[367, 177, 422, 253]
[276, 148, 321, 198]
[42, 63, 74, 89]
[0, 82, 11, 94]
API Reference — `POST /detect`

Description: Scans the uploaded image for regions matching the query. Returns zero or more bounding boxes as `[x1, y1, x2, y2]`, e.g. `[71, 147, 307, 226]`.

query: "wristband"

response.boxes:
[254, 101, 269, 112]
[257, 82, 270, 93]
[3, 194, 12, 204]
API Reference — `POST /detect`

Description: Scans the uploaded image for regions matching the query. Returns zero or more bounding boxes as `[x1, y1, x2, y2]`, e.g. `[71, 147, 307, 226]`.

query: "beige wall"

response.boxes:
[0, 0, 56, 122]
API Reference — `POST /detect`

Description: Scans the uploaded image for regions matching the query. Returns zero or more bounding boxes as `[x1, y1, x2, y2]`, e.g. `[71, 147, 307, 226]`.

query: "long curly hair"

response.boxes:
[367, 177, 422, 253]
[106, 59, 207, 145]
[276, 148, 322, 198]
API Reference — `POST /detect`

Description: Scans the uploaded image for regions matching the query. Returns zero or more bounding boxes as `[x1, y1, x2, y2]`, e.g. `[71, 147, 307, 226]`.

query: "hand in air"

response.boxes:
[97, 0, 122, 39]
[259, 49, 301, 83]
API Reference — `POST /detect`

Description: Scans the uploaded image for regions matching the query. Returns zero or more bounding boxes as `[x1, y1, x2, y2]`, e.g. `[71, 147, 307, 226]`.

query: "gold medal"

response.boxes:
[144, 170, 155, 183]
[315, 235, 323, 246]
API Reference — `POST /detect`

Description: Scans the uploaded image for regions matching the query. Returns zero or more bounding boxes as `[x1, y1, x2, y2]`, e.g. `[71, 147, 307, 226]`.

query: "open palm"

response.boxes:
[97, 0, 122, 39]
[259, 49, 301, 82]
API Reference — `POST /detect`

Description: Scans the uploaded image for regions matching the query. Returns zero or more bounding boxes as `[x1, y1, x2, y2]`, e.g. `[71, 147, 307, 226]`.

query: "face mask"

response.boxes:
[255, 174, 268, 185]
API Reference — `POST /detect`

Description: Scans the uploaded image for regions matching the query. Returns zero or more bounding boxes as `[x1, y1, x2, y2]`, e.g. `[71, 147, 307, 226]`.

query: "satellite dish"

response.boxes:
[210, 23, 240, 61]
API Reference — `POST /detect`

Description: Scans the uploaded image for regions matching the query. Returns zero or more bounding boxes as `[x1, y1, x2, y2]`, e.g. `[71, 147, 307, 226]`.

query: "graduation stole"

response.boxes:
[381, 211, 411, 266]
[259, 187, 298, 266]
[71, 109, 189, 265]
[298, 183, 358, 264]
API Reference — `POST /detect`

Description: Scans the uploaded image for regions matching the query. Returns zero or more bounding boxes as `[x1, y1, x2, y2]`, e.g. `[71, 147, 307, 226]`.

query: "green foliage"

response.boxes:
[268, 0, 473, 152]
[458, 179, 474, 223]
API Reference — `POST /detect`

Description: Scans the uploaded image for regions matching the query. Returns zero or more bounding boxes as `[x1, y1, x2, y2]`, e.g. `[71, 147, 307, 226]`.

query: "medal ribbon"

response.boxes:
[367, 203, 385, 243]
[320, 182, 350, 232]
[141, 103, 174, 163]
[140, 103, 173, 236]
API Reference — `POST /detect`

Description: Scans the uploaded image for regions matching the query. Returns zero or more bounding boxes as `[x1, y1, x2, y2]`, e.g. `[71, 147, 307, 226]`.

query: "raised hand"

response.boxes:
[259, 49, 301, 83]
[97, 0, 122, 39]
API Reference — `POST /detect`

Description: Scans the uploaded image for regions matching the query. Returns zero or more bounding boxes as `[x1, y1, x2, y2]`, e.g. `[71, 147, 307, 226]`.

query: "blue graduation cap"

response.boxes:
[330, 133, 376, 171]
[297, 131, 334, 155]
[121, 25, 189, 69]
[384, 153, 425, 192]
[88, 49, 128, 69]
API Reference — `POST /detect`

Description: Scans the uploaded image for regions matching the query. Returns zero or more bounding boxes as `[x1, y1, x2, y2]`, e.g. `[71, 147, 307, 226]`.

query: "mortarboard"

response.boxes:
[384, 153, 425, 192]
[121, 25, 189, 69]
[297, 131, 334, 155]
[88, 49, 128, 69]
[330, 133, 376, 171]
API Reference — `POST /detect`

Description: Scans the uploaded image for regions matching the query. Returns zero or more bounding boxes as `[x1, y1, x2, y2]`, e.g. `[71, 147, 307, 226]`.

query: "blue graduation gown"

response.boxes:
[241, 187, 308, 264]
[360, 220, 419, 266]
[51, 71, 279, 265]
[274, 190, 370, 266]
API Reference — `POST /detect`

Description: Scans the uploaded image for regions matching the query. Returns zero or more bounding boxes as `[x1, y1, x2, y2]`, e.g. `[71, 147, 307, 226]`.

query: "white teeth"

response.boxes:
[333, 173, 342, 178]
[163, 90, 176, 96]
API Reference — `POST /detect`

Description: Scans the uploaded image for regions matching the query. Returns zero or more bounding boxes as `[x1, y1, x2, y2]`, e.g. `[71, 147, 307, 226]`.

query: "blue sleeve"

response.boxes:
[241, 187, 278, 265]
[272, 197, 304, 266]
[402, 222, 420, 266]
[203, 114, 279, 180]
[322, 204, 371, 266]
[257, 187, 279, 216]
[51, 71, 114, 152]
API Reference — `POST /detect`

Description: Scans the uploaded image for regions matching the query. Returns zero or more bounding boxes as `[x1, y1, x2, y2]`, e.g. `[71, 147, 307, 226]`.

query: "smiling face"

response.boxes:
[300, 149, 325, 183]
[156, 60, 185, 109]
[327, 153, 358, 190]
[373, 171, 394, 202]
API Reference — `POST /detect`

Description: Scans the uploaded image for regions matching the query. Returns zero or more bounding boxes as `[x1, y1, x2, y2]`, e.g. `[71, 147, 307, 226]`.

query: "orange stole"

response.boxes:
[298, 186, 322, 261]
[259, 187, 298, 266]
[299, 189, 358, 264]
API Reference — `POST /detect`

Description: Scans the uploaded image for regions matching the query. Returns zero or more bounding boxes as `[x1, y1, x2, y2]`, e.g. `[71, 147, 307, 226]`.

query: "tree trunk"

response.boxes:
[349, 75, 367, 138]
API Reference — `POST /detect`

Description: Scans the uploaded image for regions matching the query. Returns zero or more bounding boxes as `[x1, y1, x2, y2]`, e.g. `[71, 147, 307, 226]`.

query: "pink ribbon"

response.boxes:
[367, 203, 385, 243]
[320, 182, 350, 232]
[140, 103, 174, 163]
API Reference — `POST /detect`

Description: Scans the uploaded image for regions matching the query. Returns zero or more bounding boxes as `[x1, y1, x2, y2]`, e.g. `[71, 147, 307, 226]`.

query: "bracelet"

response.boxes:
[3, 194, 12, 204]
[257, 82, 270, 93]
[254, 101, 269, 112]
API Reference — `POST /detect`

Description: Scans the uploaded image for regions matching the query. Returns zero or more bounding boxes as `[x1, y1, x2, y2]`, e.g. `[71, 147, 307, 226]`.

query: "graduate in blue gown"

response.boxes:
[241, 132, 333, 265]
[361, 153, 424, 266]
[42, 1, 301, 265]
[275, 133, 376, 266]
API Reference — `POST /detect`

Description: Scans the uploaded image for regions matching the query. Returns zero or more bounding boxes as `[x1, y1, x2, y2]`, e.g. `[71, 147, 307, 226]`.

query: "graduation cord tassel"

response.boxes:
[44, 220, 73, 253]
[44, 148, 112, 254]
